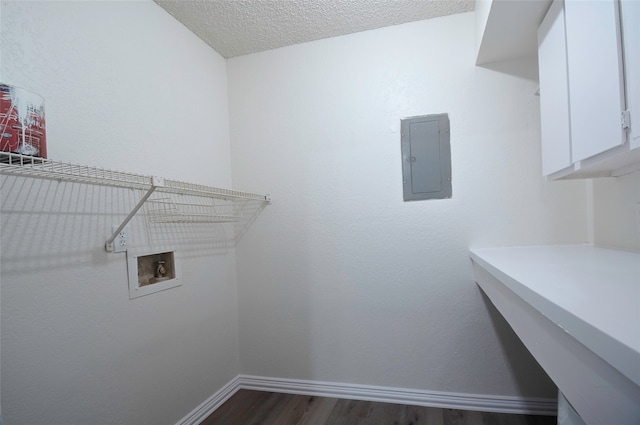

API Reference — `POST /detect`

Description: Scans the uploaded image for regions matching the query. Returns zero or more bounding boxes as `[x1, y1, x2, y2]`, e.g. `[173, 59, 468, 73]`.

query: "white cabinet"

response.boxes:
[564, 0, 626, 161]
[538, 0, 639, 179]
[537, 0, 572, 176]
[621, 0, 639, 148]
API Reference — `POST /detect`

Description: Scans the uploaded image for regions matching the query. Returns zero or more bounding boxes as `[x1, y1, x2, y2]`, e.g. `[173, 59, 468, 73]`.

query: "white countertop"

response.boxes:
[469, 245, 640, 388]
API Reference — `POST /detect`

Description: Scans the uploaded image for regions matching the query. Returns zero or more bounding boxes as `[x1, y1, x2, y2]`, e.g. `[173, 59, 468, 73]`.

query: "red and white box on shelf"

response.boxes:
[0, 83, 47, 158]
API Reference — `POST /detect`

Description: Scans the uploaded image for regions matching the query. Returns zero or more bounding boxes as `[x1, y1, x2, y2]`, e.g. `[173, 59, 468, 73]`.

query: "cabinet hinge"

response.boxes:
[621, 109, 631, 130]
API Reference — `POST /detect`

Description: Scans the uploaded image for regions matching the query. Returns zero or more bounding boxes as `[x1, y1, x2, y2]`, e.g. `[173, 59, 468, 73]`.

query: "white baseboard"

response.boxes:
[176, 374, 558, 424]
[175, 377, 242, 425]
[237, 375, 557, 416]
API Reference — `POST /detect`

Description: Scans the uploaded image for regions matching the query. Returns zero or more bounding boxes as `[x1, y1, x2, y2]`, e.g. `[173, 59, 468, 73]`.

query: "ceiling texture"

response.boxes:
[154, 0, 475, 58]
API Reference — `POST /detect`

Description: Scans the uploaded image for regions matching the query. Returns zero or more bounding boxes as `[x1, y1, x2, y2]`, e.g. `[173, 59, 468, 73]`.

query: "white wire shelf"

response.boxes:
[146, 198, 243, 224]
[0, 152, 271, 251]
[0, 151, 151, 188]
[0, 152, 270, 201]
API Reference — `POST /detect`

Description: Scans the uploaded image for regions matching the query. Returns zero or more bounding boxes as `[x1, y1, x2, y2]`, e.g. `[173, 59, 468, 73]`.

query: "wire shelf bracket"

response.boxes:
[105, 176, 165, 252]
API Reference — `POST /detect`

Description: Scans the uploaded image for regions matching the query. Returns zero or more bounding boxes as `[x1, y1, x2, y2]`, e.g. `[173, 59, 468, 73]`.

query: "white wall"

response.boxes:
[228, 12, 588, 398]
[1, 2, 237, 424]
[592, 171, 640, 251]
[0, 1, 610, 420]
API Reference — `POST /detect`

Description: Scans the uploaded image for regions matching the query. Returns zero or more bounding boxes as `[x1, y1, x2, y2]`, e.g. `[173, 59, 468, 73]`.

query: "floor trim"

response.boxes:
[175, 377, 242, 425]
[237, 375, 557, 416]
[176, 374, 558, 424]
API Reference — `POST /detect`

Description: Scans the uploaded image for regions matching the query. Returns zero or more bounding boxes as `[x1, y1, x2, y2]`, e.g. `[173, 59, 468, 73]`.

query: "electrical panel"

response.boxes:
[401, 114, 452, 201]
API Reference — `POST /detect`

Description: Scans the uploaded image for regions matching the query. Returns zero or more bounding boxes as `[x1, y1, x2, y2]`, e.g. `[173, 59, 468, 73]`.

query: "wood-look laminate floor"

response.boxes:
[201, 390, 557, 425]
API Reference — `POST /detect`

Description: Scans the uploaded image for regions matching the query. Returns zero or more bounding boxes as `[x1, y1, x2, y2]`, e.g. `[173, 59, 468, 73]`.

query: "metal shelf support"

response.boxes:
[105, 176, 165, 252]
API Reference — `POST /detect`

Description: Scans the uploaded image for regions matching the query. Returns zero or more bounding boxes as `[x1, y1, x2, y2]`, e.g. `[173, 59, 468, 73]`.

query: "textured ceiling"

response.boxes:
[154, 0, 475, 58]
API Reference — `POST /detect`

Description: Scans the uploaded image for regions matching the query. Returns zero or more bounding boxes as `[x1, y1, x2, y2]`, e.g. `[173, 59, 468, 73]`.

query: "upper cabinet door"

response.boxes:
[564, 0, 627, 162]
[621, 0, 639, 148]
[538, 0, 572, 176]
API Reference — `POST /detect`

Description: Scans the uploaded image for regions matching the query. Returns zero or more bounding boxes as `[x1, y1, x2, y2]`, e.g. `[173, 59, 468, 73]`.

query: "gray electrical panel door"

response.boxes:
[401, 114, 451, 201]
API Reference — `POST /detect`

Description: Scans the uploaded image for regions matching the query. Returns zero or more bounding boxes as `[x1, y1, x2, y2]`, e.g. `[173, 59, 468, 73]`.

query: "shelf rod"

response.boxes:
[105, 176, 165, 252]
